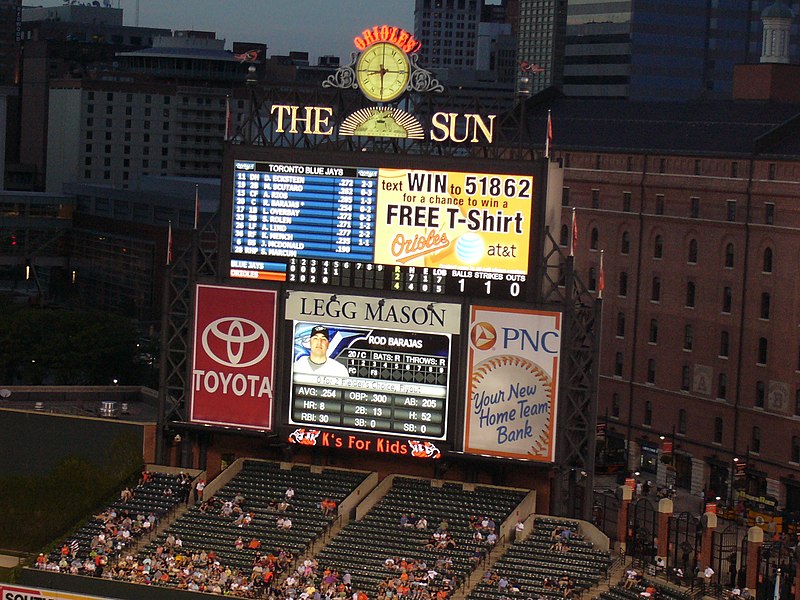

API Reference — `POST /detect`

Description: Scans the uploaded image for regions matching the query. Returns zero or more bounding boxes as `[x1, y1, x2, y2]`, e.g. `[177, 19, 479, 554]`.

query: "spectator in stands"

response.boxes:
[321, 497, 337, 516]
[623, 568, 640, 589]
[416, 516, 428, 530]
[285, 486, 295, 501]
[514, 519, 525, 540]
[486, 531, 498, 546]
[195, 478, 205, 502]
[234, 536, 244, 550]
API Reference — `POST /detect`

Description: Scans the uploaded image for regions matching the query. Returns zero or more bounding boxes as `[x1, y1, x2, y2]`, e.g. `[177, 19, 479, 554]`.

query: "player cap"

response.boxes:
[310, 325, 330, 339]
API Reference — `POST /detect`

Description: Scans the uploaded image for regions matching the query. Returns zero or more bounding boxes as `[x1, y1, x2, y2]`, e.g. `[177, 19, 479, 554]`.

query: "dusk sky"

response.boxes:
[23, 1, 416, 63]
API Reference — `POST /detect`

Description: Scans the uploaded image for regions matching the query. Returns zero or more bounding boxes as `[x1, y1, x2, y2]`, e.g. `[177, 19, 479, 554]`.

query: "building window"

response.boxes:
[655, 194, 664, 215]
[756, 381, 765, 408]
[653, 235, 663, 258]
[717, 374, 727, 400]
[595, 154, 602, 169]
[690, 197, 700, 218]
[751, 426, 761, 453]
[644, 401, 652, 425]
[727, 200, 736, 222]
[616, 312, 626, 337]
[714, 417, 723, 443]
[765, 203, 774, 225]
[649, 319, 658, 343]
[760, 292, 770, 319]
[592, 189, 600, 208]
[796, 389, 800, 415]
[627, 156, 634, 172]
[725, 243, 734, 268]
[562, 187, 570, 206]
[611, 393, 620, 418]
[722, 286, 732, 313]
[659, 158, 666, 174]
[647, 359, 656, 384]
[681, 365, 690, 391]
[621, 231, 630, 254]
[731, 162, 739, 178]
[792, 437, 800, 463]
[688, 239, 698, 263]
[720, 331, 730, 357]
[685, 282, 696, 308]
[623, 191, 632, 212]
[619, 271, 628, 297]
[757, 337, 768, 365]
[694, 159, 701, 175]
[768, 163, 776, 180]
[684, 324, 694, 350]
[560, 224, 568, 246]
[588, 267, 597, 290]
[614, 352, 623, 377]
[763, 247, 773, 273]
[678, 408, 687, 433]
[652, 277, 661, 302]
[590, 227, 599, 250]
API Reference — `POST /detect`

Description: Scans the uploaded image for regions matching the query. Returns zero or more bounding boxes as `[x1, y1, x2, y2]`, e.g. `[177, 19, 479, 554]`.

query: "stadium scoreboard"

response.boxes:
[229, 160, 534, 299]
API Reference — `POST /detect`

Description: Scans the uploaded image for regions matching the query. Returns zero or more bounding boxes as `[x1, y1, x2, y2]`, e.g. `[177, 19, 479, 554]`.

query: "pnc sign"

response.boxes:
[263, 24, 497, 145]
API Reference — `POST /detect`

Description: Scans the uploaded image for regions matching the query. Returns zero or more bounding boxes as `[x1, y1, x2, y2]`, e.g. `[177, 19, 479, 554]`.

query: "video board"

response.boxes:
[229, 160, 533, 299]
[285, 291, 460, 440]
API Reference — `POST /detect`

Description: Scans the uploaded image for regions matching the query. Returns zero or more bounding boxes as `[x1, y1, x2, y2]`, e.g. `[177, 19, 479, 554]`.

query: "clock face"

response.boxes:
[356, 42, 410, 103]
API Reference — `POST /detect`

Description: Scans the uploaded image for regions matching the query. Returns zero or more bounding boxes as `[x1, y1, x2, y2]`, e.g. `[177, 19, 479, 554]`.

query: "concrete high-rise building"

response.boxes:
[516, 0, 568, 94]
[414, 0, 482, 73]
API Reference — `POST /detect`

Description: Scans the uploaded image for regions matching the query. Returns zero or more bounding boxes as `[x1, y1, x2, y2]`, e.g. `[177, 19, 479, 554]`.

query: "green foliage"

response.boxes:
[0, 433, 142, 551]
[0, 305, 141, 384]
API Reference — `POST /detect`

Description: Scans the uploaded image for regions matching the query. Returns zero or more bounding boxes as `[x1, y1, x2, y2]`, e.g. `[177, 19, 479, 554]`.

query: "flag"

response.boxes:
[774, 568, 781, 600]
[599, 250, 605, 298]
[167, 220, 173, 266]
[224, 95, 232, 141]
[194, 184, 200, 230]
[569, 208, 577, 257]
[545, 109, 553, 159]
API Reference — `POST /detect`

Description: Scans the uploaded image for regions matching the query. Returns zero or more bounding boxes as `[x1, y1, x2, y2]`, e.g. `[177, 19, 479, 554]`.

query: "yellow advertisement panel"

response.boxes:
[374, 168, 533, 273]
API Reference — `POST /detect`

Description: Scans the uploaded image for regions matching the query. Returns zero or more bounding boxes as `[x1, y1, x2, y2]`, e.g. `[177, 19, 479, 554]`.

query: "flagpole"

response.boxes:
[194, 184, 200, 230]
[166, 220, 173, 266]
[569, 207, 577, 257]
[224, 95, 231, 141]
[545, 109, 552, 159]
[599, 250, 604, 299]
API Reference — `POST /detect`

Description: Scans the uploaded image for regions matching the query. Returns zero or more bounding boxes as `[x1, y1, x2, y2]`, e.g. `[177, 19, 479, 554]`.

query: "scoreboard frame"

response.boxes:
[220, 146, 550, 303]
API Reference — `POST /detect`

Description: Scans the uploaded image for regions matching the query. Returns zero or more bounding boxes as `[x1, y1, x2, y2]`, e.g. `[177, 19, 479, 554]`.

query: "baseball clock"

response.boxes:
[356, 41, 410, 103]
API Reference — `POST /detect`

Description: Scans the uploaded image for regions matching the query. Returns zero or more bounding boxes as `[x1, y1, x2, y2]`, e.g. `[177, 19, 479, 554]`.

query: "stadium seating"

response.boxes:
[315, 476, 528, 597]
[465, 517, 612, 600]
[137, 460, 369, 575]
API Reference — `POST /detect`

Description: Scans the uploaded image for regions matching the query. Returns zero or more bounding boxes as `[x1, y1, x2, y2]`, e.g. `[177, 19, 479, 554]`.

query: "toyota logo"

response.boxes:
[202, 317, 270, 368]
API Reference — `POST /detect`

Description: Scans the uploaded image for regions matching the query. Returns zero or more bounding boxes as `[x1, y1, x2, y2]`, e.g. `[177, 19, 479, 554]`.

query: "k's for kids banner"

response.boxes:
[463, 306, 561, 461]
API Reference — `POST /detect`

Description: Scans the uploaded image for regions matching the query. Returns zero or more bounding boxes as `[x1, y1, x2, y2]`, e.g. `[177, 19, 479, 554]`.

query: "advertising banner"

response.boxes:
[464, 306, 561, 461]
[374, 168, 533, 273]
[190, 284, 277, 430]
[0, 584, 112, 600]
[285, 290, 460, 442]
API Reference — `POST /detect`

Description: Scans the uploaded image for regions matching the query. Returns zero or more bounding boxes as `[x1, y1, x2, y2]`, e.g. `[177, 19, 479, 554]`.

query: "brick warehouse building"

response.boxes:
[525, 68, 800, 516]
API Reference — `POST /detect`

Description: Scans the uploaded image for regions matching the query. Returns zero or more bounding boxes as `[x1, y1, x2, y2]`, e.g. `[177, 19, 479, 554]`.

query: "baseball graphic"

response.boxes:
[470, 355, 552, 458]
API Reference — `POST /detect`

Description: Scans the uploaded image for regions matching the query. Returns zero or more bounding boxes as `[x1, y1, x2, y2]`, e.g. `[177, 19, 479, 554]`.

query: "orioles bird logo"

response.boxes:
[408, 440, 441, 459]
[234, 49, 260, 63]
[288, 428, 321, 446]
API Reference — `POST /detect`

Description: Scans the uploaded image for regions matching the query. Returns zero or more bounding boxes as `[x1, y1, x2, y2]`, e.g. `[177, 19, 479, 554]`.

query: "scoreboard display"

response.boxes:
[229, 160, 534, 299]
[290, 323, 449, 439]
[285, 292, 461, 442]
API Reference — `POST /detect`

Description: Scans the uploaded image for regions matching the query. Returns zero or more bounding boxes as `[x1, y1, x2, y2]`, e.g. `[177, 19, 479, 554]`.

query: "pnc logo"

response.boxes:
[202, 317, 270, 368]
[470, 321, 497, 351]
